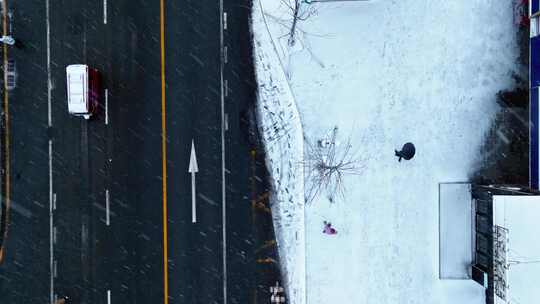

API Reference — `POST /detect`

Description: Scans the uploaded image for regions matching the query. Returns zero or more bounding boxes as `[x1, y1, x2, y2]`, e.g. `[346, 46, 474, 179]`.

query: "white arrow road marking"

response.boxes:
[188, 140, 199, 223]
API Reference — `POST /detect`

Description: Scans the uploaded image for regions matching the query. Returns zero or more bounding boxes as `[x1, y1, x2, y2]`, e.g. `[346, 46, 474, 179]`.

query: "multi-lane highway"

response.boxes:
[0, 0, 282, 303]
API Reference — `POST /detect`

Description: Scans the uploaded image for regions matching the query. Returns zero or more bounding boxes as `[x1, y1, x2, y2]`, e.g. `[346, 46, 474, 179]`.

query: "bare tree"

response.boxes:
[303, 126, 366, 204]
[280, 0, 318, 46]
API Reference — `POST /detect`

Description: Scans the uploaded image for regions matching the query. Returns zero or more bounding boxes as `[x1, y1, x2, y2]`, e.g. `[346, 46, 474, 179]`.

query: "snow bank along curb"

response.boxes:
[252, 1, 306, 304]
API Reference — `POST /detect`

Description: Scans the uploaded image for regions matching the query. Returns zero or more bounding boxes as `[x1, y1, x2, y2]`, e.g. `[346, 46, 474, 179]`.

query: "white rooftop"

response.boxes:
[66, 64, 88, 114]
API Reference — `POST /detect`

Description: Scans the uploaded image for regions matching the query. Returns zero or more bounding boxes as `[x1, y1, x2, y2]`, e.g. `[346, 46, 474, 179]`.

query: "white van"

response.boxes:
[66, 64, 101, 119]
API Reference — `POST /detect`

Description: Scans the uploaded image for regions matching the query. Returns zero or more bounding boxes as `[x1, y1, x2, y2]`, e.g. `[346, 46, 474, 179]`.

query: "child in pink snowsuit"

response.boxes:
[323, 221, 337, 235]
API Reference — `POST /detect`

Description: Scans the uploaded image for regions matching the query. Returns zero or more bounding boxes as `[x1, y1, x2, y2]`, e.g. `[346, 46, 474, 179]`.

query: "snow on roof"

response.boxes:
[66, 64, 88, 114]
[493, 195, 540, 304]
[439, 183, 473, 280]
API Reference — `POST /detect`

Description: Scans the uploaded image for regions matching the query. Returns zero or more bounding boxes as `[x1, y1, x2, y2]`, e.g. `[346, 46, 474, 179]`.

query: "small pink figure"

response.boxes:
[323, 221, 337, 235]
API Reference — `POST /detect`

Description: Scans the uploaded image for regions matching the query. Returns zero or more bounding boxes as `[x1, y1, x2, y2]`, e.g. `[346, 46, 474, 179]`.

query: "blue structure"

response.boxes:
[531, 2, 540, 189]
[531, 86, 539, 188]
[533, 0, 540, 16]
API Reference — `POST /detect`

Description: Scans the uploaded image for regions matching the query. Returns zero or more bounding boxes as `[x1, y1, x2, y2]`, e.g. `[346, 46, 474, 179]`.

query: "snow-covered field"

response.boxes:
[252, 1, 524, 304]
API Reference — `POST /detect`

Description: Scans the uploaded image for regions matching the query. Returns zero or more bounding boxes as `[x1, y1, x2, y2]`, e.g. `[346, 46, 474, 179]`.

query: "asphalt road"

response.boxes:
[0, 0, 282, 304]
[164, 0, 224, 302]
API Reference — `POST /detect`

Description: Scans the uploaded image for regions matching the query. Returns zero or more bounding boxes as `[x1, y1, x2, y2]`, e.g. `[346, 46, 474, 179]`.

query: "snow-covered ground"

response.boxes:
[252, 1, 524, 304]
[252, 3, 306, 304]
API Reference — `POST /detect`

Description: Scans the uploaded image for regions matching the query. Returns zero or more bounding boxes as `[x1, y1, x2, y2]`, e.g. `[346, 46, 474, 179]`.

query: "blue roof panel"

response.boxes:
[531, 36, 540, 88]
[531, 88, 539, 189]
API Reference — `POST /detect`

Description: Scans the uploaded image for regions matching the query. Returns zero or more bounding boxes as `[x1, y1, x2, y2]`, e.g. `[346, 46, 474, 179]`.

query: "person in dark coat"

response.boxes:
[395, 142, 415, 162]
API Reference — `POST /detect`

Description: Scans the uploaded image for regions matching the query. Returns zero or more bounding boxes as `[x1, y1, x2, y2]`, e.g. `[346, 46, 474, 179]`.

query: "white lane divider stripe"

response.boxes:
[105, 189, 110, 226]
[107, 290, 111, 304]
[105, 89, 109, 125]
[103, 0, 108, 24]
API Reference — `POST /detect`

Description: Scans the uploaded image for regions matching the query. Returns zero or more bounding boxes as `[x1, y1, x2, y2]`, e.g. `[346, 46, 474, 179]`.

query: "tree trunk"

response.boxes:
[288, 0, 300, 46]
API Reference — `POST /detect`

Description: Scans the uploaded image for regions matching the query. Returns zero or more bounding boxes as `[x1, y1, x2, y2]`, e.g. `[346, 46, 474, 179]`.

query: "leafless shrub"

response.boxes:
[303, 126, 366, 204]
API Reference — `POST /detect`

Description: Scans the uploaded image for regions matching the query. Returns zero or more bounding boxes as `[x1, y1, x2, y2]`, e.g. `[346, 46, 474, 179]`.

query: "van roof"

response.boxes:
[66, 64, 88, 114]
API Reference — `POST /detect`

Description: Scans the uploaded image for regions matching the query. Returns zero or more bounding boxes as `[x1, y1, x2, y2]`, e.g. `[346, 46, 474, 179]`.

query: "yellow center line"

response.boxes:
[160, 0, 169, 303]
[0, 0, 10, 264]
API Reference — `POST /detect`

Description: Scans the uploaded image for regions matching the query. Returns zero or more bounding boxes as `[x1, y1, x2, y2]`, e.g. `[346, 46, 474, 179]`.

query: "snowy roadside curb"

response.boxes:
[252, 1, 306, 304]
